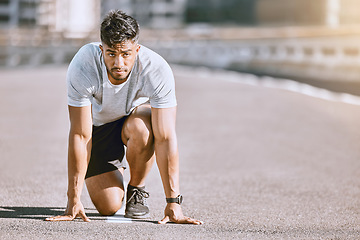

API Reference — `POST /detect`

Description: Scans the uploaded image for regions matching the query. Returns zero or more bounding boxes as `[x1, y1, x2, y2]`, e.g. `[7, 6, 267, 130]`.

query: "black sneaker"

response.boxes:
[124, 185, 150, 219]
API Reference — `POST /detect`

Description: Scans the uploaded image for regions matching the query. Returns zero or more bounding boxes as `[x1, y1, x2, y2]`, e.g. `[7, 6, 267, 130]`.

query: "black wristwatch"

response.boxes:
[166, 195, 183, 205]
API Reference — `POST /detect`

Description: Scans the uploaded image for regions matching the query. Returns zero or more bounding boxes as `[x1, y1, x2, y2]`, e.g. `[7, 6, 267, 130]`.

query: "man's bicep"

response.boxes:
[68, 105, 93, 138]
[151, 106, 177, 140]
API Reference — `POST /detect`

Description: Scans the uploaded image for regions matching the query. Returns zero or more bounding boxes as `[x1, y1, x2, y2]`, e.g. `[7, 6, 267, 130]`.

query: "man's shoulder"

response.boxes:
[138, 45, 172, 75]
[67, 42, 103, 85]
[69, 42, 103, 73]
[76, 42, 102, 59]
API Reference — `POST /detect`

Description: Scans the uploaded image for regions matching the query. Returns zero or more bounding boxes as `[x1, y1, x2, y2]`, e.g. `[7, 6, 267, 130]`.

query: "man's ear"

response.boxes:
[99, 44, 104, 53]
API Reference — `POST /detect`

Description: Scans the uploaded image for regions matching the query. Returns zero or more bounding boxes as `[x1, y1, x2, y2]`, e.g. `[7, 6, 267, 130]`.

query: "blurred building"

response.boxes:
[186, 0, 360, 27]
[1, 0, 360, 34]
[0, 0, 186, 36]
[0, 0, 99, 38]
[255, 0, 328, 26]
[0, 0, 186, 66]
[101, 0, 186, 29]
[256, 0, 360, 27]
[0, 0, 39, 27]
[338, 0, 360, 25]
[185, 0, 256, 25]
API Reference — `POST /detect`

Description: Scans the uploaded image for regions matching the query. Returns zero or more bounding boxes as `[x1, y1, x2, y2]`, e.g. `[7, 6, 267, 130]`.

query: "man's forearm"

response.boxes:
[67, 133, 92, 200]
[155, 137, 180, 198]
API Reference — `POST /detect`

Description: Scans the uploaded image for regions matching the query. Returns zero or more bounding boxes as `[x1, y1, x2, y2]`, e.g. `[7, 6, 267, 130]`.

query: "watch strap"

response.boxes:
[166, 195, 183, 204]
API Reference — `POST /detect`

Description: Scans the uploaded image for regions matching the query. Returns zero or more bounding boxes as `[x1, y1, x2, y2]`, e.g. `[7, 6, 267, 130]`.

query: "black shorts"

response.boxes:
[85, 117, 128, 179]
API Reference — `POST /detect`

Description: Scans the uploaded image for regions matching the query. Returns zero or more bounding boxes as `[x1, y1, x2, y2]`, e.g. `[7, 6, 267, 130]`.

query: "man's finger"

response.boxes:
[178, 217, 204, 225]
[45, 215, 74, 222]
[158, 216, 170, 224]
[78, 211, 91, 222]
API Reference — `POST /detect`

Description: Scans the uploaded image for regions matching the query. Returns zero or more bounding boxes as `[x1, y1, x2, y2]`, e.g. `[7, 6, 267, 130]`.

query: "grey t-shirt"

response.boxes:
[67, 42, 177, 126]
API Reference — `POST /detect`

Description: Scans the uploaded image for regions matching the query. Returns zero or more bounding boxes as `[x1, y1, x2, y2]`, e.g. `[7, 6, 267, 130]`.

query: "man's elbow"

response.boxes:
[69, 129, 92, 143]
[154, 131, 177, 145]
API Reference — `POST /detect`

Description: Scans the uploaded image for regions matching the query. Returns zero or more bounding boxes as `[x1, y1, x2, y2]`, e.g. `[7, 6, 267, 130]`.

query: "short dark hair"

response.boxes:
[100, 10, 140, 47]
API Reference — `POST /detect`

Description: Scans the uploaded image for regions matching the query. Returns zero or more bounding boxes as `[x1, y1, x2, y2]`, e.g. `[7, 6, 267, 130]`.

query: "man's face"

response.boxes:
[100, 41, 140, 85]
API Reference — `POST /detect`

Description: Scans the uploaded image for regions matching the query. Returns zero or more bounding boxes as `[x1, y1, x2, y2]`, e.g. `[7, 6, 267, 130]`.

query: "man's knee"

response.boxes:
[96, 200, 122, 216]
[123, 107, 154, 147]
[88, 187, 124, 216]
[130, 119, 153, 142]
[85, 170, 125, 216]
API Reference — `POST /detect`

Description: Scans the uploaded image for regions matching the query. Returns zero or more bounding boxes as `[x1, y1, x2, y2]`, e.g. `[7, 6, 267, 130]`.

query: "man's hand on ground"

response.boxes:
[158, 203, 203, 225]
[45, 199, 90, 222]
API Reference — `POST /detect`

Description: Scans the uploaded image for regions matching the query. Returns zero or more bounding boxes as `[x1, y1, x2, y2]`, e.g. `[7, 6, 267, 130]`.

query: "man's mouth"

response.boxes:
[112, 68, 127, 73]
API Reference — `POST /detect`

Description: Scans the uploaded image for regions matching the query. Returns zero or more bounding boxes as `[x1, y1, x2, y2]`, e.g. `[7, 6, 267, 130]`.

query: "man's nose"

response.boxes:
[114, 56, 125, 67]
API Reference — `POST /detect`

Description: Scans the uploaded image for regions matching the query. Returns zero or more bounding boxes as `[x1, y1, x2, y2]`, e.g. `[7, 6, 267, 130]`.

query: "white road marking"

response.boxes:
[106, 201, 133, 223]
[229, 73, 360, 106]
[106, 181, 133, 223]
[174, 65, 360, 106]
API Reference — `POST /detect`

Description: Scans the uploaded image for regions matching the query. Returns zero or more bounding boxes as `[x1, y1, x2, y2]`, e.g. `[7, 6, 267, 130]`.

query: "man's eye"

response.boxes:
[109, 53, 115, 57]
[123, 53, 130, 57]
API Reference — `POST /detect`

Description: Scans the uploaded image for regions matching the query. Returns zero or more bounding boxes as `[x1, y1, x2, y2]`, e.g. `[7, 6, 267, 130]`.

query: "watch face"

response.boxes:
[178, 195, 183, 204]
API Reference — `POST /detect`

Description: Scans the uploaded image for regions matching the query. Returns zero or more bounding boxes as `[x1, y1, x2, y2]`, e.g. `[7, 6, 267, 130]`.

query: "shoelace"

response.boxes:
[127, 188, 150, 205]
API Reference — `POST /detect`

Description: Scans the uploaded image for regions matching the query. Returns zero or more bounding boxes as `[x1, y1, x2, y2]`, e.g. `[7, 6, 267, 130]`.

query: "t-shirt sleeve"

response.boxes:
[146, 58, 177, 109]
[67, 44, 97, 107]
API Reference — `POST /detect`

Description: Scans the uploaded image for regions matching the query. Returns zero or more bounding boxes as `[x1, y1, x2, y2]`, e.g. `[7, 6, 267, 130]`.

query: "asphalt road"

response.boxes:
[0, 65, 359, 239]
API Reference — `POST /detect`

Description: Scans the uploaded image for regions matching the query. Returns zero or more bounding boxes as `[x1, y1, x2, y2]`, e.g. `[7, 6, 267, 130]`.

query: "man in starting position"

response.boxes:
[46, 10, 202, 225]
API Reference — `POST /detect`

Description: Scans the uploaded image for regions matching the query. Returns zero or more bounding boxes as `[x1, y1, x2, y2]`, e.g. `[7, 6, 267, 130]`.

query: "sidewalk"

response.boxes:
[0, 65, 359, 239]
